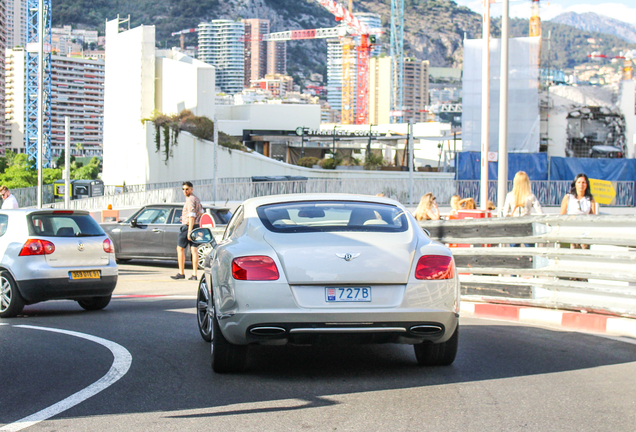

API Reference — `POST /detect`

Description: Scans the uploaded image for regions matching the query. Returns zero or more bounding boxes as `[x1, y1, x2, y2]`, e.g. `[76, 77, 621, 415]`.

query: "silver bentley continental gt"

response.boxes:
[192, 194, 460, 373]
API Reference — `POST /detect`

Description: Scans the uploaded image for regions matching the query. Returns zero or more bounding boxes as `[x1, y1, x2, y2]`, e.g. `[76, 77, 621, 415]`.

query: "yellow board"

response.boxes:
[589, 178, 616, 205]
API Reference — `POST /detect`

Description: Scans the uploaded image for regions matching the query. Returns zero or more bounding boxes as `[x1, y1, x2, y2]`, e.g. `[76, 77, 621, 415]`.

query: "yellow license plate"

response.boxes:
[70, 270, 101, 280]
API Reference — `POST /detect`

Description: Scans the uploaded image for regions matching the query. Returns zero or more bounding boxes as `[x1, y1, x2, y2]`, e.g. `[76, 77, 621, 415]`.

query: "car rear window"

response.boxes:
[257, 201, 409, 233]
[0, 214, 7, 236]
[28, 213, 105, 237]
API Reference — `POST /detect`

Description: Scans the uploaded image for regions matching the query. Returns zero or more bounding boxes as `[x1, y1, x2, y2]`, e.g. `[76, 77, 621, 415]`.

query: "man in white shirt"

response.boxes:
[0, 185, 19, 209]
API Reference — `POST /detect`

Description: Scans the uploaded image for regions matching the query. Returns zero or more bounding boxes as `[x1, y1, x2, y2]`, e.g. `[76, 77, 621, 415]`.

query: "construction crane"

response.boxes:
[172, 28, 198, 51]
[529, 0, 541, 37]
[588, 52, 634, 81]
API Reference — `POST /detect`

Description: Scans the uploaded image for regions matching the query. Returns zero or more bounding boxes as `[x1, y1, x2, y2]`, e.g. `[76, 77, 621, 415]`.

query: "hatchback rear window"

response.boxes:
[28, 213, 105, 237]
[257, 201, 409, 233]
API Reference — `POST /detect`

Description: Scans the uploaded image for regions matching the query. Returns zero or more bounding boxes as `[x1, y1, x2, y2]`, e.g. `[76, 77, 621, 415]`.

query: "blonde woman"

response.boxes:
[503, 171, 543, 217]
[414, 193, 440, 221]
[449, 195, 461, 217]
[458, 197, 476, 210]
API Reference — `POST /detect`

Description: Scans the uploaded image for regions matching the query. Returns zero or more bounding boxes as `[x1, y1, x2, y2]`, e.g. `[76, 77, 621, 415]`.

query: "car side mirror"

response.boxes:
[130, 219, 138, 228]
[189, 227, 217, 247]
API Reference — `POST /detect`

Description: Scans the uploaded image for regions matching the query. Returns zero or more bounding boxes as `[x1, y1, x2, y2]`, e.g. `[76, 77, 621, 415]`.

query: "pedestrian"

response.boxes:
[0, 185, 19, 209]
[560, 173, 596, 249]
[448, 194, 461, 218]
[458, 197, 476, 210]
[414, 192, 440, 221]
[171, 181, 203, 280]
[503, 171, 543, 217]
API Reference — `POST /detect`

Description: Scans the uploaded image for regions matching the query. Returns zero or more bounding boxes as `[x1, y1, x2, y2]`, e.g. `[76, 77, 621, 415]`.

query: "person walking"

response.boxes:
[171, 181, 203, 281]
[503, 171, 543, 217]
[414, 193, 441, 221]
[560, 173, 596, 250]
[0, 186, 19, 209]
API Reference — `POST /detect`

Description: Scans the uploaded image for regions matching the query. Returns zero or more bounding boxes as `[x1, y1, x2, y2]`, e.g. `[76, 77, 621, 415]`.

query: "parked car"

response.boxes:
[0, 209, 118, 318]
[100, 203, 232, 268]
[193, 194, 460, 373]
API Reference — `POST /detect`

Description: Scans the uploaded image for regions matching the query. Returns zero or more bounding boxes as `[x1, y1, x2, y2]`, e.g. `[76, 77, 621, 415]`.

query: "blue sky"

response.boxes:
[454, 0, 636, 25]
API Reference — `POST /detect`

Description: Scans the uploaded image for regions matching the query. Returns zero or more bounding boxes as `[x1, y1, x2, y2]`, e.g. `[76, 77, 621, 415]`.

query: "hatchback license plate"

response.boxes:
[326, 287, 371, 302]
[70, 270, 101, 280]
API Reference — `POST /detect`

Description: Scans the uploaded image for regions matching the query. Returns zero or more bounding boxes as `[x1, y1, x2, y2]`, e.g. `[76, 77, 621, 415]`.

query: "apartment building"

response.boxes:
[369, 57, 429, 124]
[242, 19, 269, 87]
[251, 73, 294, 97]
[5, 49, 105, 157]
[5, 0, 26, 49]
[198, 20, 244, 95]
[52, 26, 99, 45]
[266, 40, 286, 75]
[0, 0, 7, 148]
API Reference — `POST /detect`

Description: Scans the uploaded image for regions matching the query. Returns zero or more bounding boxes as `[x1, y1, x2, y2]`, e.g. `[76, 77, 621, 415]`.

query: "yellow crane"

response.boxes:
[529, 0, 541, 37]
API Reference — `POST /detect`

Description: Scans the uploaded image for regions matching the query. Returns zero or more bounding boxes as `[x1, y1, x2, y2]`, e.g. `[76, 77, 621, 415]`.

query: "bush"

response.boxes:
[319, 158, 337, 170]
[297, 157, 320, 168]
[364, 153, 386, 170]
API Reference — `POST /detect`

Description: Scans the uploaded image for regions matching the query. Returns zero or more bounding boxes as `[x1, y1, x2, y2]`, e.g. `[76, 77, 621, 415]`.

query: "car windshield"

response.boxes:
[257, 201, 409, 233]
[28, 212, 105, 237]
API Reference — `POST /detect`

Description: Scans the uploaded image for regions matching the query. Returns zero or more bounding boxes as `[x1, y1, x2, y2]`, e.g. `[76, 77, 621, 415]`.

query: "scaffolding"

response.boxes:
[390, 0, 404, 124]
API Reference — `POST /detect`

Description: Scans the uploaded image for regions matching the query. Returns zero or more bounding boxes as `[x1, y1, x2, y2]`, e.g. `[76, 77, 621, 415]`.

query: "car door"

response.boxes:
[121, 206, 172, 258]
[165, 207, 184, 255]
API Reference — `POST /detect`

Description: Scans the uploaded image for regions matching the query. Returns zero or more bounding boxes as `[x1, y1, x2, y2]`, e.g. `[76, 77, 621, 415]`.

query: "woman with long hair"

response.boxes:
[458, 197, 476, 210]
[560, 173, 596, 216]
[503, 171, 543, 217]
[414, 192, 440, 221]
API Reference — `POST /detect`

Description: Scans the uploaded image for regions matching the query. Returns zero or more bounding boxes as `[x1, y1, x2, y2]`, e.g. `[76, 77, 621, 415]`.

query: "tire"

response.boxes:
[414, 326, 459, 366]
[77, 295, 112, 311]
[197, 276, 213, 342]
[197, 243, 214, 270]
[0, 271, 25, 318]
[211, 313, 247, 373]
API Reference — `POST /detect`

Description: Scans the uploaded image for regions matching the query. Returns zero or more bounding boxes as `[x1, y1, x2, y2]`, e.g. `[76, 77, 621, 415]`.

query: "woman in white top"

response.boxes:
[560, 173, 596, 250]
[414, 193, 440, 221]
[560, 173, 596, 216]
[503, 171, 543, 217]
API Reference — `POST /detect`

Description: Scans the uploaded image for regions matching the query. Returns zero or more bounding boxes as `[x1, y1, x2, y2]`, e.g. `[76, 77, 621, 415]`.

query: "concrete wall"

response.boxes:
[155, 49, 215, 117]
[216, 104, 321, 136]
[102, 21, 156, 185]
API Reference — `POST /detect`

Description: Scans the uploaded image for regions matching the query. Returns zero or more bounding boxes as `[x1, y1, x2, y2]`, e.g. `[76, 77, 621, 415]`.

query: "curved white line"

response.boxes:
[1, 325, 132, 432]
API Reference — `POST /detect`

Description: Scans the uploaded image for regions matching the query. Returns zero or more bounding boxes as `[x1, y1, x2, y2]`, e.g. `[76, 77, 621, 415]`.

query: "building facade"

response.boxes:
[5, 49, 105, 157]
[5, 0, 26, 49]
[198, 20, 244, 95]
[242, 19, 269, 87]
[0, 0, 7, 148]
[266, 40, 286, 75]
[402, 59, 429, 123]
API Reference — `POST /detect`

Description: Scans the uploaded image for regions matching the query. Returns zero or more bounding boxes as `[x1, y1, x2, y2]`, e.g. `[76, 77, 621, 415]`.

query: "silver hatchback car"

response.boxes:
[0, 209, 118, 318]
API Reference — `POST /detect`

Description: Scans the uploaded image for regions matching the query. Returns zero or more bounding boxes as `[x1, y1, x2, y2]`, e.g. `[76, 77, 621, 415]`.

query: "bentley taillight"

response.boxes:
[232, 256, 279, 281]
[415, 255, 455, 280]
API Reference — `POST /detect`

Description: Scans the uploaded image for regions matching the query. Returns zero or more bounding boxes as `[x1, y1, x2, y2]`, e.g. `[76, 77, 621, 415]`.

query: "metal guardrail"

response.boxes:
[420, 215, 636, 318]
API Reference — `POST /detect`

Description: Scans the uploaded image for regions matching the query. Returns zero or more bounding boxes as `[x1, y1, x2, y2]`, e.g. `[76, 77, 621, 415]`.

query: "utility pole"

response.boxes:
[213, 114, 218, 203]
[408, 120, 414, 206]
[497, 0, 509, 215]
[480, 0, 490, 210]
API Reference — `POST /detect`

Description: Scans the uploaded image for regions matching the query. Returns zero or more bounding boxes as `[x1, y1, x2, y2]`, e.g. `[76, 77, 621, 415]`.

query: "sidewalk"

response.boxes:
[461, 301, 636, 339]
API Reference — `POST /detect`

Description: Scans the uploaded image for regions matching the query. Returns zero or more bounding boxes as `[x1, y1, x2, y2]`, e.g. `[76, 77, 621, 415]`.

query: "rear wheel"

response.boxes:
[77, 295, 112, 311]
[0, 271, 24, 318]
[414, 326, 458, 366]
[211, 313, 246, 373]
[197, 277, 213, 342]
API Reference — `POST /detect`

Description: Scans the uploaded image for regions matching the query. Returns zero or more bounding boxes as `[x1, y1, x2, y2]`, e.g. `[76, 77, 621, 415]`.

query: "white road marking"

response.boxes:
[1, 325, 132, 432]
[166, 308, 196, 315]
[0, 323, 8, 326]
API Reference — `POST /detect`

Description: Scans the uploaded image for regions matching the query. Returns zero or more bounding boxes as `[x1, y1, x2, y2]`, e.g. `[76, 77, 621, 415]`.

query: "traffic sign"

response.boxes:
[589, 178, 616, 205]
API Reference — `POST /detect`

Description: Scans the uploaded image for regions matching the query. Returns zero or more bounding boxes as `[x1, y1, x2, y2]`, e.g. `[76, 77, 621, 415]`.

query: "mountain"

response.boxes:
[550, 12, 636, 44]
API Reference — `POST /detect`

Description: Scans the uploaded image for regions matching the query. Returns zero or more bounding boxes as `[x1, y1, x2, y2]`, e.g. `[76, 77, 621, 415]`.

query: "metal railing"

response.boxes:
[420, 215, 636, 318]
[17, 178, 636, 209]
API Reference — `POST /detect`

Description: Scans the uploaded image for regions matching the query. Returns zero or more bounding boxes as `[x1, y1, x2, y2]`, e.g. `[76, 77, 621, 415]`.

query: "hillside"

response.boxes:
[550, 12, 636, 44]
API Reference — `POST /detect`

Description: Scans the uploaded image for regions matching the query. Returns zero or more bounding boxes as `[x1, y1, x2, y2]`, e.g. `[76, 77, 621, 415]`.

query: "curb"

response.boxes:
[460, 301, 636, 339]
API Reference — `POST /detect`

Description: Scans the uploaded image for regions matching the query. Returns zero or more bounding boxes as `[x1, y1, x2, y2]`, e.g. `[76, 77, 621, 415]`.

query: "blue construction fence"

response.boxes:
[456, 152, 636, 206]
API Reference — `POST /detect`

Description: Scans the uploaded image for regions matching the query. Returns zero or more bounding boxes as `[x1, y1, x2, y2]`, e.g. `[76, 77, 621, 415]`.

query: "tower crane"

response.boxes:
[529, 0, 541, 37]
[588, 52, 634, 81]
[171, 28, 198, 51]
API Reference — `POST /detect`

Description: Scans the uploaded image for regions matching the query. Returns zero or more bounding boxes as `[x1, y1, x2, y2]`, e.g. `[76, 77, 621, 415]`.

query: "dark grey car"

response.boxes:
[100, 204, 231, 268]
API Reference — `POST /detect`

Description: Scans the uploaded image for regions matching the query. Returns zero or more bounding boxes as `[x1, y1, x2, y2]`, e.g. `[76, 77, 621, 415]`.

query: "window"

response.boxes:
[257, 201, 408, 233]
[0, 215, 8, 236]
[28, 213, 104, 237]
[135, 208, 171, 225]
[223, 206, 244, 241]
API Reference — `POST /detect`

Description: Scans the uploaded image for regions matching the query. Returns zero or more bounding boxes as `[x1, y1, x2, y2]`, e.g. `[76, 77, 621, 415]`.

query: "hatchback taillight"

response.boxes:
[19, 239, 56, 256]
[415, 255, 455, 280]
[232, 256, 279, 281]
[103, 238, 114, 253]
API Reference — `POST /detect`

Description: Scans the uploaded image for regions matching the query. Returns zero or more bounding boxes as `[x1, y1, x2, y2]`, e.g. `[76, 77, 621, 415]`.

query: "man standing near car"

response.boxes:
[0, 186, 19, 209]
[171, 181, 203, 281]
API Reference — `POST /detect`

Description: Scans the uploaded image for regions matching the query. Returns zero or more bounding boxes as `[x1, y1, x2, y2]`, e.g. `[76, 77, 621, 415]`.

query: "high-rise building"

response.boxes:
[355, 12, 382, 57]
[5, 49, 105, 156]
[326, 37, 355, 121]
[369, 57, 429, 124]
[266, 40, 286, 75]
[198, 20, 244, 95]
[242, 19, 269, 87]
[0, 0, 7, 148]
[5, 0, 27, 49]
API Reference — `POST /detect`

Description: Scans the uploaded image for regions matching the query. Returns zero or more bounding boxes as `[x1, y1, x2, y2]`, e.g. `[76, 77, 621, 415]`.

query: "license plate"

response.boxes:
[326, 287, 371, 302]
[69, 270, 101, 280]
